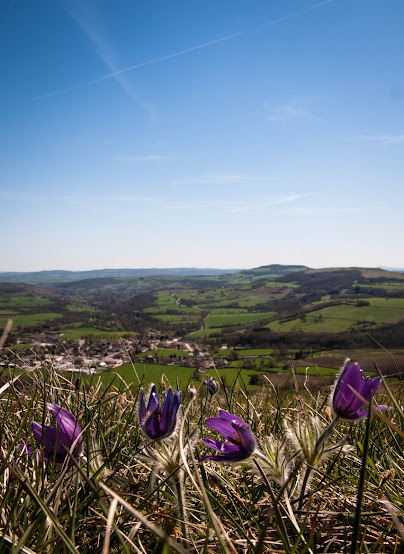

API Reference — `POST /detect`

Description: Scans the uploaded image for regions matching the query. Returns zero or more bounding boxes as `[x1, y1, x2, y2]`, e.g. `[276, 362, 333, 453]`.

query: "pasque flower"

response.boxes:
[332, 359, 389, 421]
[201, 409, 256, 463]
[203, 377, 219, 395]
[22, 403, 82, 463]
[139, 384, 181, 440]
[188, 383, 197, 399]
[208, 377, 219, 395]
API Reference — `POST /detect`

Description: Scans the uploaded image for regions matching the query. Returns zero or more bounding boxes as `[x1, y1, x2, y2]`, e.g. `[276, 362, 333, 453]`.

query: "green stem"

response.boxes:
[298, 416, 339, 508]
[172, 469, 189, 542]
[350, 399, 372, 554]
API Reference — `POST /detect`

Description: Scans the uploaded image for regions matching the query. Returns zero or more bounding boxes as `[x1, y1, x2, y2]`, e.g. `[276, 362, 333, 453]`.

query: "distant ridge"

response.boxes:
[0, 265, 402, 285]
[0, 267, 240, 284]
[380, 267, 404, 273]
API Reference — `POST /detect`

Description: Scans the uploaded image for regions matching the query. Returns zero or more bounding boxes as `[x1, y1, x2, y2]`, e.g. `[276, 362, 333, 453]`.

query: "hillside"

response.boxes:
[0, 267, 240, 284]
[1, 265, 404, 352]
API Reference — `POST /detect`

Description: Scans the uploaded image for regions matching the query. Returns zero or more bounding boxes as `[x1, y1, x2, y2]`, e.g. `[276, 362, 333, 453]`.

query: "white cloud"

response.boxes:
[58, 1, 156, 118]
[351, 134, 404, 145]
[114, 154, 173, 162]
[265, 100, 312, 122]
[94, 195, 166, 205]
[172, 174, 274, 185]
[36, 1, 335, 102]
[280, 205, 381, 216]
[226, 194, 305, 213]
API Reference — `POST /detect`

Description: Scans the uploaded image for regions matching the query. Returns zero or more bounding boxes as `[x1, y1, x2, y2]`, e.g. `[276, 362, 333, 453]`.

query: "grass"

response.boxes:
[0, 296, 53, 309]
[59, 327, 133, 340]
[356, 282, 404, 291]
[0, 312, 63, 328]
[139, 349, 192, 359]
[144, 306, 201, 315]
[1, 355, 403, 553]
[234, 348, 276, 356]
[268, 298, 404, 334]
[98, 362, 261, 390]
[205, 311, 276, 329]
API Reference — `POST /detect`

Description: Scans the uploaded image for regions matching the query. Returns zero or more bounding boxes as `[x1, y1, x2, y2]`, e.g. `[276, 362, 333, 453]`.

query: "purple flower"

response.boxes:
[332, 359, 389, 421]
[139, 384, 181, 440]
[203, 377, 219, 395]
[188, 383, 197, 399]
[201, 409, 256, 463]
[21, 403, 82, 463]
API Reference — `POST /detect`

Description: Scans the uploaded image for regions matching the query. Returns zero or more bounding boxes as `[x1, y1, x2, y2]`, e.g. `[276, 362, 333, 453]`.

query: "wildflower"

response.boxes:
[285, 416, 353, 469]
[201, 409, 256, 463]
[331, 359, 389, 421]
[203, 377, 219, 395]
[255, 435, 293, 486]
[138, 384, 181, 440]
[188, 383, 197, 399]
[22, 403, 82, 463]
[208, 377, 219, 395]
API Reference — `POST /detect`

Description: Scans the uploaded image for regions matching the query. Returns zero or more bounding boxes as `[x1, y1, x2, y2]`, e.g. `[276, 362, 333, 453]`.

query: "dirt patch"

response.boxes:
[354, 357, 404, 376]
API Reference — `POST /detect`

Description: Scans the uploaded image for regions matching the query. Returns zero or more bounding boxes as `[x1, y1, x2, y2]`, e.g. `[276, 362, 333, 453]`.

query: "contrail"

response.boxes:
[34, 32, 241, 101]
[34, 0, 336, 101]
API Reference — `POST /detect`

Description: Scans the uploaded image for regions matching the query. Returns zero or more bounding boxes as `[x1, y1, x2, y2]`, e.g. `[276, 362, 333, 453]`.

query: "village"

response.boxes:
[0, 332, 231, 375]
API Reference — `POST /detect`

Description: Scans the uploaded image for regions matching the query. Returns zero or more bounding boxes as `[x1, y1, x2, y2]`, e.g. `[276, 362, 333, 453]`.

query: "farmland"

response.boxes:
[1, 265, 404, 391]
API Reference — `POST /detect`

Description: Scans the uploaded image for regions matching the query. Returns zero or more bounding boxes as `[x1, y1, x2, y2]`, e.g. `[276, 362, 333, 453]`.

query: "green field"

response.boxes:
[234, 348, 276, 356]
[152, 314, 200, 323]
[59, 327, 134, 340]
[96, 361, 339, 391]
[0, 312, 62, 328]
[294, 365, 338, 375]
[205, 311, 276, 329]
[144, 306, 201, 315]
[356, 282, 404, 291]
[175, 287, 271, 309]
[97, 362, 262, 391]
[209, 308, 250, 314]
[97, 362, 194, 389]
[0, 296, 53, 309]
[265, 281, 299, 288]
[268, 297, 404, 333]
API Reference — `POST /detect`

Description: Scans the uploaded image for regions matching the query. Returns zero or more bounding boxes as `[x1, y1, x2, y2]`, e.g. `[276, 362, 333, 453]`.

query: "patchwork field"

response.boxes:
[204, 311, 276, 328]
[0, 296, 52, 309]
[0, 312, 63, 328]
[268, 297, 404, 333]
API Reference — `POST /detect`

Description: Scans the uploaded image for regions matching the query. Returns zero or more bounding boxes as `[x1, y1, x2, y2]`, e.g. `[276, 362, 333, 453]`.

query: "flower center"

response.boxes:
[230, 431, 242, 445]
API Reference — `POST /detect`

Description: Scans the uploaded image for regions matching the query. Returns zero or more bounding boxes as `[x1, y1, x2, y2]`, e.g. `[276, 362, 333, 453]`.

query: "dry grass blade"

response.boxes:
[103, 497, 119, 554]
[98, 480, 189, 554]
[0, 319, 12, 350]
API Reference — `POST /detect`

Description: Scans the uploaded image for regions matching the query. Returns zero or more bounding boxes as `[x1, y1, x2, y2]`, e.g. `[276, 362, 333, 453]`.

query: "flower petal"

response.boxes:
[332, 359, 388, 420]
[232, 420, 256, 454]
[17, 444, 34, 455]
[160, 388, 181, 436]
[218, 410, 244, 425]
[146, 385, 160, 415]
[46, 404, 82, 445]
[200, 441, 249, 462]
[32, 422, 68, 456]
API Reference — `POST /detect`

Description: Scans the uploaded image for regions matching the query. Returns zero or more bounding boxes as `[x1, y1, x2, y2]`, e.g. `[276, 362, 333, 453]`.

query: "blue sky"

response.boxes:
[1, 0, 403, 271]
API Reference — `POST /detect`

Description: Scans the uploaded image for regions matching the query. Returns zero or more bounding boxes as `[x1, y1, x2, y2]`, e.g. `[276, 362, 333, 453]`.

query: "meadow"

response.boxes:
[2, 266, 404, 551]
[1, 352, 403, 553]
[267, 298, 404, 334]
